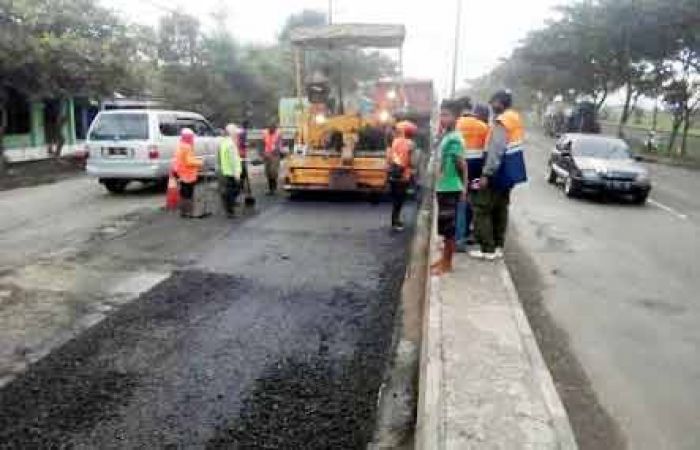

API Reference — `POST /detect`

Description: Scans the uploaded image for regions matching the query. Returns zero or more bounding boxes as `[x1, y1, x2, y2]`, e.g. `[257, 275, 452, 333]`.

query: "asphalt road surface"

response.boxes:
[0, 173, 414, 448]
[508, 131, 700, 450]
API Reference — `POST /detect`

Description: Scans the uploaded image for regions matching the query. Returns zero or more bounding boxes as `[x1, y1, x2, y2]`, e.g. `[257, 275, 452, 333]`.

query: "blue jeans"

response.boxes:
[456, 198, 473, 244]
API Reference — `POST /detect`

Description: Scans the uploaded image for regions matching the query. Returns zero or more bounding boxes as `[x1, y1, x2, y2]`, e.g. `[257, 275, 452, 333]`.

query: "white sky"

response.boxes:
[103, 0, 563, 98]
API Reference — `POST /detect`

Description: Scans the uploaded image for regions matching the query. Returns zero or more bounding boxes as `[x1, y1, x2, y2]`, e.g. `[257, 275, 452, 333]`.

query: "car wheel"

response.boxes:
[546, 163, 557, 184]
[103, 179, 129, 194]
[632, 192, 649, 205]
[563, 176, 579, 198]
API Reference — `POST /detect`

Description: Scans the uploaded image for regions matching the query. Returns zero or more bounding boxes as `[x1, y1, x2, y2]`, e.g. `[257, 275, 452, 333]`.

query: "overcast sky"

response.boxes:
[103, 0, 563, 97]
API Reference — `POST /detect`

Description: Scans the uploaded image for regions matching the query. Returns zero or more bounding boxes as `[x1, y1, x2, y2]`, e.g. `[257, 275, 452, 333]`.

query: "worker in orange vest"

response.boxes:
[455, 103, 490, 251]
[262, 123, 282, 195]
[471, 90, 527, 260]
[172, 128, 203, 218]
[387, 120, 416, 231]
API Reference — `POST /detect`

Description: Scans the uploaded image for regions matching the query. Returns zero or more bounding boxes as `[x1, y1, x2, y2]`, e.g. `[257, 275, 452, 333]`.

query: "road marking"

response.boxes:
[648, 198, 688, 220]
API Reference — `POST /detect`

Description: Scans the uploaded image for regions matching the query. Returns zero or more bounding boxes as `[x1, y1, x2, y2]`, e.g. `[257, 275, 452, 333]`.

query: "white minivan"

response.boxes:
[85, 110, 220, 193]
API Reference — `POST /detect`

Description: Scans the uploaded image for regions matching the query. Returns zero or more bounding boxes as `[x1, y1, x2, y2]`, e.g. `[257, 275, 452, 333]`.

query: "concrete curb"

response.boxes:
[499, 265, 578, 449]
[416, 207, 578, 449]
[415, 201, 442, 450]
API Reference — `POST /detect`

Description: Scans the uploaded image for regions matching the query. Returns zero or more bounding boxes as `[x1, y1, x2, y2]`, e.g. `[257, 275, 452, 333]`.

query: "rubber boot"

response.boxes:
[431, 239, 456, 275]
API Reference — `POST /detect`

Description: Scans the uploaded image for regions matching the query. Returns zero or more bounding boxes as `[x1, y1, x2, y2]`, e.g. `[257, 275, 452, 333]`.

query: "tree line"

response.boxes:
[468, 0, 699, 155]
[0, 1, 395, 163]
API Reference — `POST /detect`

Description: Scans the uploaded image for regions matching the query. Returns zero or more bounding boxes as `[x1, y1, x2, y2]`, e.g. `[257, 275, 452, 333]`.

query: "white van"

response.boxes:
[85, 110, 220, 193]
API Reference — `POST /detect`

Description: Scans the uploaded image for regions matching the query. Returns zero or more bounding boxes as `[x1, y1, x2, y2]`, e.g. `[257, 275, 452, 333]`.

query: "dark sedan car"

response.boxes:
[546, 133, 652, 203]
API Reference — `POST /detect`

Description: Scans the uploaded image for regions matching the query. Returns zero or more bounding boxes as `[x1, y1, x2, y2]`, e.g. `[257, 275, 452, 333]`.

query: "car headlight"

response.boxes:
[580, 169, 601, 180]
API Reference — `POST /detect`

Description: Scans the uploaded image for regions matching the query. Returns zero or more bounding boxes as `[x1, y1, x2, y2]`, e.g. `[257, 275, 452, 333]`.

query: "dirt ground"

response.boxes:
[0, 156, 85, 192]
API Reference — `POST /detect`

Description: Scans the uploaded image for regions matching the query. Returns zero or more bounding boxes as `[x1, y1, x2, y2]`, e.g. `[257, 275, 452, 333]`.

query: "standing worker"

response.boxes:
[218, 124, 242, 218]
[455, 103, 490, 251]
[262, 123, 282, 195]
[431, 100, 468, 275]
[386, 120, 416, 231]
[471, 90, 527, 260]
[172, 128, 203, 218]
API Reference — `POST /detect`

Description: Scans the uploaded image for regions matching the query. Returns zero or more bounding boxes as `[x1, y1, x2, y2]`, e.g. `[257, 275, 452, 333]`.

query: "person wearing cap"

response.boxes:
[455, 103, 490, 251]
[172, 128, 203, 218]
[386, 120, 416, 231]
[431, 100, 468, 275]
[471, 90, 527, 260]
[218, 124, 243, 218]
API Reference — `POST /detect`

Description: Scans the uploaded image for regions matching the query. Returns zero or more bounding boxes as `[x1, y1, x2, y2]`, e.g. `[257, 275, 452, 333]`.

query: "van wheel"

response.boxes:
[104, 179, 129, 194]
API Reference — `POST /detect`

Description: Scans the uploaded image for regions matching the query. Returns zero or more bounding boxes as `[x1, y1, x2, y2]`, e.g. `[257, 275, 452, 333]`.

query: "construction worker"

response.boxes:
[471, 90, 527, 260]
[218, 124, 242, 218]
[387, 120, 416, 231]
[262, 123, 282, 195]
[455, 103, 490, 251]
[238, 120, 250, 187]
[431, 100, 468, 275]
[172, 128, 203, 218]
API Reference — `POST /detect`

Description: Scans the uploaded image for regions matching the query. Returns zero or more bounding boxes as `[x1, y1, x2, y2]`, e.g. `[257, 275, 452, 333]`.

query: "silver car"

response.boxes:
[85, 110, 220, 193]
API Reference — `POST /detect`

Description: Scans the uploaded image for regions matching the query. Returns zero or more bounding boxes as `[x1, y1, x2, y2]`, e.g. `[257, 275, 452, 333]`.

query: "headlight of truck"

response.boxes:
[580, 169, 600, 180]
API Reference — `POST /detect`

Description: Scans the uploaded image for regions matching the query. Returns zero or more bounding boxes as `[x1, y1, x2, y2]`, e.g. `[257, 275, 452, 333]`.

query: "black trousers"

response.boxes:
[390, 180, 408, 226]
[220, 176, 240, 214]
[179, 181, 195, 200]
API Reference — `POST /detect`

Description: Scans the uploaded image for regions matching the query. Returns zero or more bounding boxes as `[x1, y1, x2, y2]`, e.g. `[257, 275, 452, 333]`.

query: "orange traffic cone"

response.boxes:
[166, 176, 180, 211]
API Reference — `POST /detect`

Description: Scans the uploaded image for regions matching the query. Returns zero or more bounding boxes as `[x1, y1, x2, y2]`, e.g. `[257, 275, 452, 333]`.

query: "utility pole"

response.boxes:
[450, 0, 462, 98]
[328, 0, 333, 24]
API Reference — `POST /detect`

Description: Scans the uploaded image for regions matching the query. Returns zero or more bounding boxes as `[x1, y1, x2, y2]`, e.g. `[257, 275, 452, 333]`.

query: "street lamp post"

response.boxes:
[450, 0, 462, 98]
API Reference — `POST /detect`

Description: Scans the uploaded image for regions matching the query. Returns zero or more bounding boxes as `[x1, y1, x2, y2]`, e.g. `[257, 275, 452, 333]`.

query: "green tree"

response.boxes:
[0, 0, 140, 159]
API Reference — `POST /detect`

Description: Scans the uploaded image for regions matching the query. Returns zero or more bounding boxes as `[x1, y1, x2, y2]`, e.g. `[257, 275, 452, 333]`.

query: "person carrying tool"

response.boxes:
[431, 100, 468, 275]
[218, 124, 242, 218]
[386, 120, 416, 231]
[262, 123, 282, 195]
[471, 90, 527, 260]
[455, 103, 490, 251]
[172, 128, 203, 218]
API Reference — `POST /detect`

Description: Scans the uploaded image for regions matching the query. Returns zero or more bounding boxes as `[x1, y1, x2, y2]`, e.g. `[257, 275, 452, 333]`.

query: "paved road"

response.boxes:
[509, 131, 700, 450]
[0, 175, 413, 447]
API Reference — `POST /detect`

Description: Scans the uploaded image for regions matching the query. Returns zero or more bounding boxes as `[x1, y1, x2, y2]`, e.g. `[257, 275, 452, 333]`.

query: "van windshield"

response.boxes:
[88, 113, 149, 141]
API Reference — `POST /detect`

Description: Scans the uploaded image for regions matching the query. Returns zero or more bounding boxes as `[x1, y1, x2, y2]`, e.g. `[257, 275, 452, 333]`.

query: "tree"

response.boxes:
[0, 0, 141, 157]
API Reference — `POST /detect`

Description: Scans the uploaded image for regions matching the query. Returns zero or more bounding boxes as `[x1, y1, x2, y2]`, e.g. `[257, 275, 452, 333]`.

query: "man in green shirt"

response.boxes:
[218, 124, 243, 218]
[431, 99, 468, 275]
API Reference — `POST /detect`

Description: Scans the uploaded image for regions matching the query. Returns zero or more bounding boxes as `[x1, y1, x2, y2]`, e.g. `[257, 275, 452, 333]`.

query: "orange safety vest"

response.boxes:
[387, 136, 412, 180]
[173, 143, 202, 184]
[497, 109, 525, 145]
[456, 116, 489, 150]
[263, 129, 281, 155]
